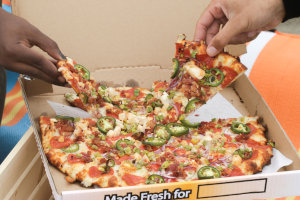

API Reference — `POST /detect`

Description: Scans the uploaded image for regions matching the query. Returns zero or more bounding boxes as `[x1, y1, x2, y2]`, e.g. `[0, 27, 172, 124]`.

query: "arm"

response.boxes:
[194, 0, 286, 57]
[0, 8, 65, 85]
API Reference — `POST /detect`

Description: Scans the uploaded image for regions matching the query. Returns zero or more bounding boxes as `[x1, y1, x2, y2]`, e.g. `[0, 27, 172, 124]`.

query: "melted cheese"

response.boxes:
[183, 61, 205, 80]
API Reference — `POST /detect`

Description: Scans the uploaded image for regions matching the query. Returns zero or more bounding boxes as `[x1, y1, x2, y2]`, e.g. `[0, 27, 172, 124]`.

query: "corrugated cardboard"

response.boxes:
[14, 0, 300, 199]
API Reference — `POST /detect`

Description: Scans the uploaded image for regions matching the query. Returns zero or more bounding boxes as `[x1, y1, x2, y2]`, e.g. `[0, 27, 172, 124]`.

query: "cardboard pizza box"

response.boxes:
[13, 0, 300, 199]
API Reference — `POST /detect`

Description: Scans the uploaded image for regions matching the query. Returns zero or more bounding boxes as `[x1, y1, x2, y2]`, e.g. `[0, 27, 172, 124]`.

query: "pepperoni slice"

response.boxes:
[116, 155, 133, 165]
[174, 149, 186, 156]
[229, 167, 244, 177]
[50, 136, 72, 149]
[67, 154, 84, 164]
[122, 173, 146, 186]
[220, 66, 238, 88]
[88, 166, 114, 178]
[88, 166, 102, 178]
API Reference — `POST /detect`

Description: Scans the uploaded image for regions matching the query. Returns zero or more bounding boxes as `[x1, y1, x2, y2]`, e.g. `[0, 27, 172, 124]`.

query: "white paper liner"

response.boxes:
[47, 95, 293, 174]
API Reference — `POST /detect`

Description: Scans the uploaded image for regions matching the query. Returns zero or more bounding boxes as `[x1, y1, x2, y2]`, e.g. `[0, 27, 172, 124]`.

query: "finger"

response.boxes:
[194, 4, 225, 42]
[206, 19, 223, 45]
[6, 62, 65, 86]
[13, 45, 61, 79]
[207, 16, 247, 57]
[29, 28, 63, 61]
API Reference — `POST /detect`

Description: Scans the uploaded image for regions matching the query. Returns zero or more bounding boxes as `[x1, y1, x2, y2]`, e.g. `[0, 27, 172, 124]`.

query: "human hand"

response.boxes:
[194, 0, 285, 57]
[0, 9, 66, 85]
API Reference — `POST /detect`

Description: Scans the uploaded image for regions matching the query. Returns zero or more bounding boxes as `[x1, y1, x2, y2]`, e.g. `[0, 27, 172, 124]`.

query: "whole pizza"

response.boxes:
[40, 35, 273, 188]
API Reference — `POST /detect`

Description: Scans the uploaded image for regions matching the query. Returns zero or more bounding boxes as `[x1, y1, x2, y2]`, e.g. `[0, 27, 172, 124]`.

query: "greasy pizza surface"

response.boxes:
[40, 35, 273, 188]
[40, 116, 273, 187]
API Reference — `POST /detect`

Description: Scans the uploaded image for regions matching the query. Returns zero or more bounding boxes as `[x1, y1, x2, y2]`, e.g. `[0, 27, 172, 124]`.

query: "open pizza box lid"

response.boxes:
[13, 0, 300, 199]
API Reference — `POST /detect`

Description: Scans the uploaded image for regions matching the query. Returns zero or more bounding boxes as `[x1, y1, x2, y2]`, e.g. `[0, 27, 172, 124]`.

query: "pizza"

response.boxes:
[40, 115, 273, 187]
[39, 35, 273, 188]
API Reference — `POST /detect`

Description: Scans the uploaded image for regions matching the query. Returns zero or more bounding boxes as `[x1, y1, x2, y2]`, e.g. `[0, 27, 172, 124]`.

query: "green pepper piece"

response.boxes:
[116, 139, 134, 151]
[185, 98, 202, 113]
[97, 116, 116, 134]
[191, 50, 197, 58]
[205, 68, 224, 87]
[197, 166, 221, 179]
[146, 174, 165, 184]
[171, 58, 180, 79]
[134, 89, 140, 97]
[146, 105, 153, 113]
[107, 159, 115, 167]
[103, 96, 112, 103]
[153, 124, 171, 140]
[79, 93, 88, 104]
[179, 115, 200, 128]
[74, 64, 90, 80]
[166, 123, 189, 137]
[142, 137, 166, 146]
[231, 122, 251, 134]
[151, 99, 163, 108]
[61, 143, 79, 153]
[267, 140, 275, 148]
[236, 148, 253, 159]
[55, 115, 74, 121]
[145, 94, 154, 103]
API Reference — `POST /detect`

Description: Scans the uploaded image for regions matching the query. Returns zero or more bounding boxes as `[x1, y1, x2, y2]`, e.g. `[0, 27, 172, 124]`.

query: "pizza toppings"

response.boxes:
[179, 115, 200, 128]
[185, 98, 203, 114]
[143, 137, 166, 146]
[78, 93, 88, 104]
[97, 116, 116, 134]
[171, 58, 180, 79]
[146, 174, 165, 184]
[236, 148, 253, 159]
[231, 122, 251, 134]
[74, 64, 90, 80]
[166, 123, 189, 137]
[61, 143, 79, 153]
[197, 166, 221, 179]
[153, 124, 171, 140]
[204, 68, 224, 87]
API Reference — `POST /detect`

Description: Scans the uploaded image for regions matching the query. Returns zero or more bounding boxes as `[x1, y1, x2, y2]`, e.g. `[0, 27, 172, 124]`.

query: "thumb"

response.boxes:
[207, 17, 246, 57]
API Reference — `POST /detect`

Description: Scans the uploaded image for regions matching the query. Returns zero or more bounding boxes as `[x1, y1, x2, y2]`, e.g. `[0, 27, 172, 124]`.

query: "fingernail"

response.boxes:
[59, 50, 66, 60]
[206, 46, 218, 57]
[58, 76, 66, 83]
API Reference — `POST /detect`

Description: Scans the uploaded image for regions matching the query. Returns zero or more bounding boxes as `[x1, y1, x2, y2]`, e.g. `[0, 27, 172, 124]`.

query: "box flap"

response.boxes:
[12, 0, 245, 72]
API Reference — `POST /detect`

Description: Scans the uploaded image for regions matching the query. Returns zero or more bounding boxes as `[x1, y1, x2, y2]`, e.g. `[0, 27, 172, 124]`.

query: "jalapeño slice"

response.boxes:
[145, 94, 154, 103]
[236, 148, 253, 159]
[116, 139, 134, 151]
[142, 137, 166, 146]
[103, 159, 116, 174]
[103, 96, 112, 103]
[97, 116, 116, 134]
[79, 93, 88, 104]
[185, 98, 202, 113]
[231, 122, 251, 134]
[74, 64, 90, 80]
[55, 115, 74, 121]
[166, 123, 189, 137]
[171, 58, 180, 79]
[151, 99, 163, 108]
[205, 68, 224, 87]
[197, 166, 221, 179]
[179, 115, 200, 128]
[153, 124, 171, 140]
[146, 174, 165, 184]
[61, 143, 79, 153]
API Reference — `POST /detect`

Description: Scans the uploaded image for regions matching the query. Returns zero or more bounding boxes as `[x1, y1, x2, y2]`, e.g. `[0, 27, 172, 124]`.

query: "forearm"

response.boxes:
[282, 0, 300, 21]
